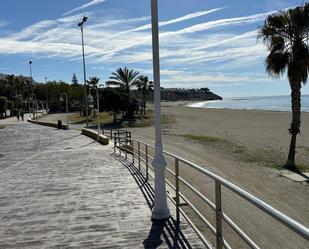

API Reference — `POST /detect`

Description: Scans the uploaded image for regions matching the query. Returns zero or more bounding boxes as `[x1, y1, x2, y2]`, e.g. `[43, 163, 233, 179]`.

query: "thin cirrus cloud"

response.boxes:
[101, 10, 273, 62]
[0, 4, 283, 89]
[0, 8, 272, 64]
[124, 6, 228, 33]
[160, 10, 275, 37]
[63, 0, 107, 16]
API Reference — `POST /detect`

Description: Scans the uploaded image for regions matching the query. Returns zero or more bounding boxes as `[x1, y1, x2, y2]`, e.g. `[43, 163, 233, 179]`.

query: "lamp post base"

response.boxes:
[151, 208, 171, 221]
[151, 152, 171, 221]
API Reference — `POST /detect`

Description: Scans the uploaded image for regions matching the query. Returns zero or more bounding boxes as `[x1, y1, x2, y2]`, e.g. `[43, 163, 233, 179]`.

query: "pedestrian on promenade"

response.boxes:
[21, 111, 24, 121]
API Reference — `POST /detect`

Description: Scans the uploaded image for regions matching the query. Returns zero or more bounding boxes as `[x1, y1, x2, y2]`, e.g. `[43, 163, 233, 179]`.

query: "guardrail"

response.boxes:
[102, 128, 131, 141]
[113, 133, 309, 249]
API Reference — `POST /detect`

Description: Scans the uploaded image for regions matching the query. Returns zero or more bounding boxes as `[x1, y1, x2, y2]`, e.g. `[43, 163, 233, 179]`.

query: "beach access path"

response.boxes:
[0, 120, 204, 248]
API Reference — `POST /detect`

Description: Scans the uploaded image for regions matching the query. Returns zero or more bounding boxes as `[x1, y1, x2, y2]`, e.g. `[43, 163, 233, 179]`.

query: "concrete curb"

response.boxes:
[81, 128, 109, 145]
[27, 113, 68, 130]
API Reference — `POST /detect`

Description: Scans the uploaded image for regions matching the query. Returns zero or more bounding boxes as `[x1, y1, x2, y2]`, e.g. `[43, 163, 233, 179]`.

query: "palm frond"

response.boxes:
[265, 51, 289, 77]
[106, 67, 140, 93]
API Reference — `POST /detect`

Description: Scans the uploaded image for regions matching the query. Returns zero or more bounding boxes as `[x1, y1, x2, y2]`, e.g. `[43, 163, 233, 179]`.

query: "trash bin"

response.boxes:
[57, 120, 62, 129]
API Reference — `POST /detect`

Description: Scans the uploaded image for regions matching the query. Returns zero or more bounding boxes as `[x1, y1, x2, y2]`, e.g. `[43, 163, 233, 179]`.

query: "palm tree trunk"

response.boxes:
[284, 84, 301, 172]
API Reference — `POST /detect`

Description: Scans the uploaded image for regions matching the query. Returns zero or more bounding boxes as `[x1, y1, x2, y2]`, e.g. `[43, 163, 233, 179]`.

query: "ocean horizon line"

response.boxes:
[187, 95, 309, 112]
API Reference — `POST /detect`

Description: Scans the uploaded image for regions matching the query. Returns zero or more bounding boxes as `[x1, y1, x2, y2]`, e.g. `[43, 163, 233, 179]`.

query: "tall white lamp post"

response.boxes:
[29, 61, 34, 117]
[88, 87, 100, 140]
[150, 0, 170, 220]
[78, 16, 89, 128]
[60, 93, 69, 128]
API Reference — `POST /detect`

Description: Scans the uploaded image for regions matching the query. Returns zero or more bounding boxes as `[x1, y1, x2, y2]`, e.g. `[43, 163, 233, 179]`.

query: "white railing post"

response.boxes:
[146, 145, 149, 180]
[215, 181, 223, 249]
[138, 141, 141, 171]
[113, 135, 116, 153]
[125, 138, 128, 160]
[132, 141, 135, 164]
[175, 158, 180, 225]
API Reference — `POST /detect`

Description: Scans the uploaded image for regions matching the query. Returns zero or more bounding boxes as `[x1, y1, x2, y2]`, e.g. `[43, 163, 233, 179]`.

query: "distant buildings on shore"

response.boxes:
[147, 87, 222, 102]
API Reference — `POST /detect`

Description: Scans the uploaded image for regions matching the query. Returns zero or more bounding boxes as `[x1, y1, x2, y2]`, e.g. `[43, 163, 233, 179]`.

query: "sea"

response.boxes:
[187, 95, 309, 112]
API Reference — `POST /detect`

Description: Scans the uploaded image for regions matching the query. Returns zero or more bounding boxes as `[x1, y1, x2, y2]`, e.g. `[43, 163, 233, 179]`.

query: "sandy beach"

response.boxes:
[126, 102, 309, 248]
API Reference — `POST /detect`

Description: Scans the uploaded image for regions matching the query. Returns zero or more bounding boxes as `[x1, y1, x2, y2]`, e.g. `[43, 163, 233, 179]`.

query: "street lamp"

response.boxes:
[45, 77, 49, 111]
[150, 0, 170, 220]
[60, 93, 69, 128]
[29, 61, 34, 117]
[30, 93, 37, 124]
[88, 87, 100, 140]
[78, 16, 89, 128]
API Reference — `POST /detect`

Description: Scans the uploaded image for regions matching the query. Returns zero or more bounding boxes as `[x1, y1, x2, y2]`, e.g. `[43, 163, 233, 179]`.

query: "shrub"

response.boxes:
[0, 96, 8, 116]
[7, 100, 14, 110]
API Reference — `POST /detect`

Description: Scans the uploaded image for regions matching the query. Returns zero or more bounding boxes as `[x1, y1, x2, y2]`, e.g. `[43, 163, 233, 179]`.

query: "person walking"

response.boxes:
[20, 111, 24, 121]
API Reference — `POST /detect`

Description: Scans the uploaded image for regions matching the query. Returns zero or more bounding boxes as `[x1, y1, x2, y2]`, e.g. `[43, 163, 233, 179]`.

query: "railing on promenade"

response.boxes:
[102, 128, 131, 141]
[110, 131, 309, 249]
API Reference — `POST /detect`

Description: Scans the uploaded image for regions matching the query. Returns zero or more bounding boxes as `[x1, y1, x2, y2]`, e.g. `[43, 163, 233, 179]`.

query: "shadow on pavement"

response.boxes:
[112, 153, 193, 249]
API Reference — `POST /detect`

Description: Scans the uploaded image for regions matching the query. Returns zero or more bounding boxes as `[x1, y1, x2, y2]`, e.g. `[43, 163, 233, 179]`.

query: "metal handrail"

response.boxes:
[112, 134, 309, 249]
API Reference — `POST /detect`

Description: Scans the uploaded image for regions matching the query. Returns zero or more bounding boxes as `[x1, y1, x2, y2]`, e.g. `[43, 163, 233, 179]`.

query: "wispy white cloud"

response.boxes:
[161, 71, 276, 88]
[0, 5, 280, 89]
[125, 6, 227, 33]
[160, 11, 274, 37]
[63, 0, 107, 16]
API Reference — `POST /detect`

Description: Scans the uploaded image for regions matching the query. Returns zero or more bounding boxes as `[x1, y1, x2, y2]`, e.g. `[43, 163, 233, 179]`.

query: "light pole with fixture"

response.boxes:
[60, 93, 69, 128]
[88, 87, 100, 140]
[78, 16, 89, 128]
[150, 0, 170, 220]
[45, 77, 49, 111]
[29, 61, 34, 117]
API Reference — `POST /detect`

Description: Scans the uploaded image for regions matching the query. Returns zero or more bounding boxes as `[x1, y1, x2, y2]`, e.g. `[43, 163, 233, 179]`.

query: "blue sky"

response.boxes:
[0, 0, 308, 97]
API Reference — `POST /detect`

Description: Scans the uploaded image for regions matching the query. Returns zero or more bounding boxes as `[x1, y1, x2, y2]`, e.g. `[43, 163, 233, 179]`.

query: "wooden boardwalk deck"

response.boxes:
[0, 121, 204, 248]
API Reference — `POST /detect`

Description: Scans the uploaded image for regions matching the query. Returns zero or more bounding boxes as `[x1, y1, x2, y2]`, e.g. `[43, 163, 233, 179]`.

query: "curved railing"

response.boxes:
[109, 130, 309, 249]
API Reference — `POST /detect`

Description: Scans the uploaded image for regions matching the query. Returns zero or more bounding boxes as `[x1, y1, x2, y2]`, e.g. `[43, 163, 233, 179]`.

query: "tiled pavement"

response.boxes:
[0, 122, 204, 248]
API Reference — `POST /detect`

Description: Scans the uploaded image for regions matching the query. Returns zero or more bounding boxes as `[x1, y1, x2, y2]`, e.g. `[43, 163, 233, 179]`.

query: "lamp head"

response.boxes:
[29, 61, 32, 65]
[78, 16, 88, 27]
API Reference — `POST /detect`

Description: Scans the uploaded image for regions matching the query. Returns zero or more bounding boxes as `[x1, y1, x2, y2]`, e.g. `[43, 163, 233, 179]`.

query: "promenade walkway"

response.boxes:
[0, 121, 203, 248]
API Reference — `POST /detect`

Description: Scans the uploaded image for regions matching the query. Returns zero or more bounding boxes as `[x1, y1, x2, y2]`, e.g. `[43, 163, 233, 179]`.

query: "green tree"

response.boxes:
[0, 96, 8, 118]
[100, 88, 128, 122]
[258, 3, 309, 172]
[135, 75, 153, 115]
[106, 67, 139, 96]
[7, 100, 14, 110]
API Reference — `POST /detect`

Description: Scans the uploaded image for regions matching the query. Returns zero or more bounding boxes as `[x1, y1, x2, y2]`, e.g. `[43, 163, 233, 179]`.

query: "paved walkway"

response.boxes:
[0, 121, 203, 248]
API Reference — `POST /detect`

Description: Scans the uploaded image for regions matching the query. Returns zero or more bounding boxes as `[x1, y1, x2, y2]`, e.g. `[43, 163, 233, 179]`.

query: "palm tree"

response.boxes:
[135, 75, 153, 115]
[86, 77, 100, 117]
[258, 3, 309, 172]
[87, 76, 100, 88]
[106, 67, 139, 96]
